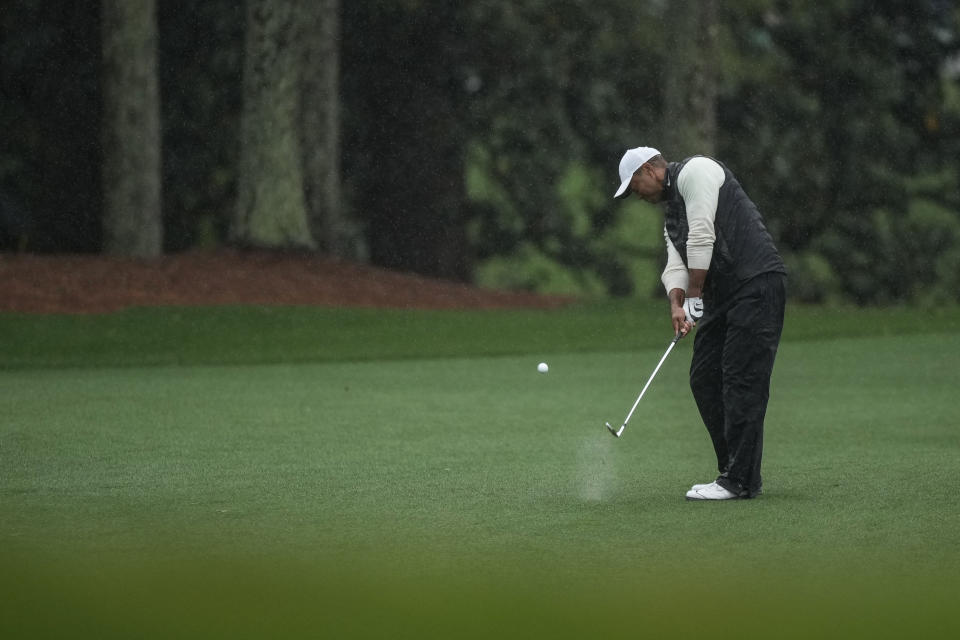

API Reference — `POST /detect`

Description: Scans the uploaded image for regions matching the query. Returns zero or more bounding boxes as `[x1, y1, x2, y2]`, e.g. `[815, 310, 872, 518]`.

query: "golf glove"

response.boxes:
[683, 296, 704, 324]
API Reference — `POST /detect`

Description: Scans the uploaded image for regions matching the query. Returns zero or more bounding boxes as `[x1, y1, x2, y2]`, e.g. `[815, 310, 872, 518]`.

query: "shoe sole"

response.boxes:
[690, 482, 763, 496]
[687, 484, 761, 499]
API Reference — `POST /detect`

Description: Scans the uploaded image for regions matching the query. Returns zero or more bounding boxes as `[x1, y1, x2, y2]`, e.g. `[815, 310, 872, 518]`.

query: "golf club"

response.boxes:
[605, 332, 683, 438]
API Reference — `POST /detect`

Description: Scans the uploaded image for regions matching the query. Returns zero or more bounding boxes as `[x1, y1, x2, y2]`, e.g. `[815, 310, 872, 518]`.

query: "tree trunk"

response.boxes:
[233, 0, 314, 249]
[299, 0, 344, 255]
[663, 0, 718, 159]
[101, 0, 162, 257]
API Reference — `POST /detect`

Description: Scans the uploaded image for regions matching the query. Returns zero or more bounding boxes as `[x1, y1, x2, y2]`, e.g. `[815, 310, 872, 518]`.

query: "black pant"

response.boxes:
[690, 272, 786, 498]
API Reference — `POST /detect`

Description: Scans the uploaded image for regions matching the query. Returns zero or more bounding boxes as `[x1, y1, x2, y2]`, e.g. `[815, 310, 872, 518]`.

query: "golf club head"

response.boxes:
[605, 421, 624, 438]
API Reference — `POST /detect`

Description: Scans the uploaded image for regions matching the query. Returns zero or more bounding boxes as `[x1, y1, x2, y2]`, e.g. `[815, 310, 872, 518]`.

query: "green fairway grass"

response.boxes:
[0, 301, 956, 369]
[2, 303, 959, 638]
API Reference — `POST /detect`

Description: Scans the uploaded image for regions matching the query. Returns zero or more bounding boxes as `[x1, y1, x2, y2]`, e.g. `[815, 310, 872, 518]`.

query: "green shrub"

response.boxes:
[781, 250, 841, 304]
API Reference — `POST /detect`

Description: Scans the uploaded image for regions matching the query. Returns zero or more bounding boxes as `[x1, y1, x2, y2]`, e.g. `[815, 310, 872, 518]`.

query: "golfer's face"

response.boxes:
[630, 164, 662, 203]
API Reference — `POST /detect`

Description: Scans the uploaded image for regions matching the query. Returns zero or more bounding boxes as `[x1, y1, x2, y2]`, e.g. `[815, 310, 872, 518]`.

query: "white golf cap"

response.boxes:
[613, 146, 660, 199]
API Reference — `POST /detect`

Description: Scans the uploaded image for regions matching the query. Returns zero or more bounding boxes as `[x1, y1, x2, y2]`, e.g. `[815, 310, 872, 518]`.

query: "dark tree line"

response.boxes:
[2, 0, 959, 304]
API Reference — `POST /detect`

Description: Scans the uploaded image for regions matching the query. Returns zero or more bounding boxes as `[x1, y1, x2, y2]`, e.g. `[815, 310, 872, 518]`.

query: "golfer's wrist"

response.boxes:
[686, 268, 708, 299]
[668, 288, 685, 308]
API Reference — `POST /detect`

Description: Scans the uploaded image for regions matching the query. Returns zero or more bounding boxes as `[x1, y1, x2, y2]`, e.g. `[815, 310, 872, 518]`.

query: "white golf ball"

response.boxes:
[537, 362, 549, 374]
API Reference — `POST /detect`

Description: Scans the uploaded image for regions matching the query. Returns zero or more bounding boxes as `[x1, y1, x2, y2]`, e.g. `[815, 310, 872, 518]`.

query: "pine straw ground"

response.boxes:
[0, 249, 572, 314]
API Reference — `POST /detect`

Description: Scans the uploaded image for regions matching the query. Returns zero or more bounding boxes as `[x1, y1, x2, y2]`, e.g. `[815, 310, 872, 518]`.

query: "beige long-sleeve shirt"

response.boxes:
[660, 156, 726, 294]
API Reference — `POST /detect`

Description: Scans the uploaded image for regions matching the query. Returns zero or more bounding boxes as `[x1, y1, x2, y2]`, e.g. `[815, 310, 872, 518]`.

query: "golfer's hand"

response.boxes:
[672, 304, 692, 337]
[683, 296, 704, 325]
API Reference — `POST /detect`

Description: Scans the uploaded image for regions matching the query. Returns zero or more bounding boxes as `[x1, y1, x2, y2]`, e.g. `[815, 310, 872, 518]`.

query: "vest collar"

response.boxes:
[662, 162, 683, 201]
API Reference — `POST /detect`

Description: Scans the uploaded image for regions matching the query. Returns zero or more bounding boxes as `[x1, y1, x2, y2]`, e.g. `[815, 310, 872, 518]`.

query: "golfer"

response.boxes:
[614, 147, 786, 500]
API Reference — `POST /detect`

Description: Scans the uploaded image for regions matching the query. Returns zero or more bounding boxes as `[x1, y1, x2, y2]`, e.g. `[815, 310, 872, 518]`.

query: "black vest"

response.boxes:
[663, 157, 786, 304]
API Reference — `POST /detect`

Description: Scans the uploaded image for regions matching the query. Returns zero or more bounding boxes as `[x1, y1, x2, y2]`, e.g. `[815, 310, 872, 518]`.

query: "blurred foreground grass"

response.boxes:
[4, 549, 958, 639]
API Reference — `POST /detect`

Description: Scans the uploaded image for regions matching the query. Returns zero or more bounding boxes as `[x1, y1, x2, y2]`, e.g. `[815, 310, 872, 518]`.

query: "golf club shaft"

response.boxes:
[619, 334, 681, 430]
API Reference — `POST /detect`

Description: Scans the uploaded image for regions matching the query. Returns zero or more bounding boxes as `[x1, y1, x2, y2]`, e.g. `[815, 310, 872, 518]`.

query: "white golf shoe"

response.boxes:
[685, 481, 740, 500]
